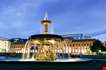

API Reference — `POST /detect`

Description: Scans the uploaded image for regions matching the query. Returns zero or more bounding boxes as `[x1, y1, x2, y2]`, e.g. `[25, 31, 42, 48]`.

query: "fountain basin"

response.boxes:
[30, 34, 63, 40]
[0, 56, 93, 62]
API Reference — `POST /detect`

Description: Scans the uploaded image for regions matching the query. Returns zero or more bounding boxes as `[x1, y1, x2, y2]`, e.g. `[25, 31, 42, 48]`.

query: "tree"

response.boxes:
[90, 40, 106, 54]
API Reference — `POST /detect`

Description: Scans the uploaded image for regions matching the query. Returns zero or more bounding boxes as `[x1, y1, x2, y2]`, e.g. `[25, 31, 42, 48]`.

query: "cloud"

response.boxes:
[0, 0, 106, 41]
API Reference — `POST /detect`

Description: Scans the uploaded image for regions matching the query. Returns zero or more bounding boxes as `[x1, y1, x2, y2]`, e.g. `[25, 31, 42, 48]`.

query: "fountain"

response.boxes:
[21, 13, 93, 62]
[22, 13, 68, 61]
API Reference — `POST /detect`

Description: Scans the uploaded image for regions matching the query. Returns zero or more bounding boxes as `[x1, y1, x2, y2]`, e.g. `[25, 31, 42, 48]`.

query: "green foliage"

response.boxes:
[90, 40, 106, 53]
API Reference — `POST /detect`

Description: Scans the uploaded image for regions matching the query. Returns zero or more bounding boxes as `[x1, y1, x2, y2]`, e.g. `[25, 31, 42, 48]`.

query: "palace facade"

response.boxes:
[8, 37, 103, 55]
[63, 37, 96, 55]
[9, 38, 27, 53]
[0, 37, 10, 53]
[8, 38, 98, 55]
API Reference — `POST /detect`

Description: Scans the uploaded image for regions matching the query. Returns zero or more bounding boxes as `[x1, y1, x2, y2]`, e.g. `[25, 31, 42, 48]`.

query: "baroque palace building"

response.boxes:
[63, 37, 96, 55]
[8, 37, 98, 55]
[9, 38, 27, 53]
[0, 37, 10, 53]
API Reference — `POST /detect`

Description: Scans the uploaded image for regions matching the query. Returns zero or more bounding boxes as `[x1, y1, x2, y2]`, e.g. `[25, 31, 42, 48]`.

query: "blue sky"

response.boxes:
[0, 0, 106, 41]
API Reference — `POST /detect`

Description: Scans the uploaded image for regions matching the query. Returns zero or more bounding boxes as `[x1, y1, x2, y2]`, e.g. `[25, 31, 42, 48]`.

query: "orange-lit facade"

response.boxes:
[9, 38, 97, 55]
[10, 44, 25, 53]
[9, 38, 27, 53]
[63, 38, 96, 55]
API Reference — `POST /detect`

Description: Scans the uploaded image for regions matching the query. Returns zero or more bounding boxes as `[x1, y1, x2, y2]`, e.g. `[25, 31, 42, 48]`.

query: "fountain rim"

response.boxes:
[29, 34, 63, 40]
